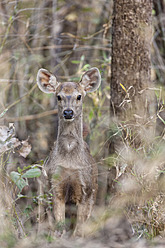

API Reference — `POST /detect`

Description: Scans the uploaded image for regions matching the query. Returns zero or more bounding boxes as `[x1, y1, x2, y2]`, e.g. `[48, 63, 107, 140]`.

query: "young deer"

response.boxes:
[37, 67, 101, 236]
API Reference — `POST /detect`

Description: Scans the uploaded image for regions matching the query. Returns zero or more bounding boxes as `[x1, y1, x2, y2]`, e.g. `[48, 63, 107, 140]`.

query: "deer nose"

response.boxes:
[63, 109, 74, 119]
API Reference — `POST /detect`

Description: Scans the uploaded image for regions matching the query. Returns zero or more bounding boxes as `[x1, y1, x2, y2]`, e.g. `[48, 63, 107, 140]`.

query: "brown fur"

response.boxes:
[37, 67, 101, 236]
[47, 98, 98, 235]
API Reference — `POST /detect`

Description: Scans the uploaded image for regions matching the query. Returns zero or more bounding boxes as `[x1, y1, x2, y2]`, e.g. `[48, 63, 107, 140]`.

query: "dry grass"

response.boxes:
[0, 0, 165, 247]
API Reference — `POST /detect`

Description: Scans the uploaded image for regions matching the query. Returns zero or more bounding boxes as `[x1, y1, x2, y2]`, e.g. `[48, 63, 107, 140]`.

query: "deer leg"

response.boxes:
[73, 203, 87, 237]
[53, 197, 65, 233]
[86, 192, 95, 220]
[73, 192, 95, 237]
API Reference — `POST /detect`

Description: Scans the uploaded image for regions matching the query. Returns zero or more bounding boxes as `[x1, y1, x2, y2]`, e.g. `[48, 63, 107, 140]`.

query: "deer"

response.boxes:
[36, 67, 101, 236]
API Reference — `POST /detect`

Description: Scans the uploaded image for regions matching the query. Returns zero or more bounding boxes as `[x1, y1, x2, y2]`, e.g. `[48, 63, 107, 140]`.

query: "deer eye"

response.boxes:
[77, 95, 81, 101]
[57, 95, 62, 101]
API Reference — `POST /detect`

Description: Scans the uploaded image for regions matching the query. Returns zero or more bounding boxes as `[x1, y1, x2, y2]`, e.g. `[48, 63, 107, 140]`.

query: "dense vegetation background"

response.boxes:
[0, 0, 165, 247]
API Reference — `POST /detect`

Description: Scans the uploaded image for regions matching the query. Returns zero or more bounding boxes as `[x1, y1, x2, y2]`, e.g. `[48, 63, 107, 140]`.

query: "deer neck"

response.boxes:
[56, 114, 84, 153]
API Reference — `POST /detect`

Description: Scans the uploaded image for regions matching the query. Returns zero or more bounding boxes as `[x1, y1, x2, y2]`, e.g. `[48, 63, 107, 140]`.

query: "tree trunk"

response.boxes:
[110, 0, 155, 146]
[153, 0, 165, 86]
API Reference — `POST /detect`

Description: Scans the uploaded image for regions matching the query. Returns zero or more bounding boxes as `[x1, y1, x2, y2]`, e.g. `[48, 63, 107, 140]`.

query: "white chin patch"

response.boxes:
[64, 118, 74, 122]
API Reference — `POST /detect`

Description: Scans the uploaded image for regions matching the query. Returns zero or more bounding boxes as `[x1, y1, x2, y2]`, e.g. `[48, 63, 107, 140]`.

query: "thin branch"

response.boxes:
[0, 84, 37, 117]
[5, 109, 58, 122]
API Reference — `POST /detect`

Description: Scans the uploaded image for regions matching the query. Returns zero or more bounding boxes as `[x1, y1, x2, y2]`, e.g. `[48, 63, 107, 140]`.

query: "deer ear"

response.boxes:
[37, 68, 59, 93]
[79, 67, 101, 93]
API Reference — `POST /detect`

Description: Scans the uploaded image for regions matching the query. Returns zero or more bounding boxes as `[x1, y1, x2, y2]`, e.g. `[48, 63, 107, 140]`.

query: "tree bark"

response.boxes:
[110, 0, 155, 145]
[153, 0, 165, 86]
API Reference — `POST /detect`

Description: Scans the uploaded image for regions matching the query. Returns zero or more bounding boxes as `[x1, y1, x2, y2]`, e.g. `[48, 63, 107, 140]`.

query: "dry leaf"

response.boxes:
[18, 139, 32, 158]
[0, 124, 21, 154]
[0, 124, 31, 157]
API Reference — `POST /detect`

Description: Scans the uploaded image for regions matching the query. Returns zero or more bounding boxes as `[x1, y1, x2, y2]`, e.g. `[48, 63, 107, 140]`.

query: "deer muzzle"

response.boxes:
[63, 109, 74, 120]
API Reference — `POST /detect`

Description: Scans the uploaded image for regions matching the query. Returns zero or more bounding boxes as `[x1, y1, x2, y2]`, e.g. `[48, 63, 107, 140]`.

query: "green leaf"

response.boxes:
[17, 167, 22, 173]
[80, 55, 85, 61]
[157, 113, 165, 125]
[0, 108, 8, 118]
[82, 64, 90, 71]
[10, 171, 28, 192]
[22, 168, 41, 178]
[98, 110, 102, 118]
[89, 109, 94, 121]
[71, 60, 80, 64]
[17, 193, 27, 198]
[152, 9, 156, 15]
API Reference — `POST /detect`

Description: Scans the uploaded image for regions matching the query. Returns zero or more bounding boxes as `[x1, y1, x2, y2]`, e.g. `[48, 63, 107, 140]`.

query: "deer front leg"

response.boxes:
[73, 192, 95, 237]
[73, 203, 88, 237]
[53, 196, 65, 234]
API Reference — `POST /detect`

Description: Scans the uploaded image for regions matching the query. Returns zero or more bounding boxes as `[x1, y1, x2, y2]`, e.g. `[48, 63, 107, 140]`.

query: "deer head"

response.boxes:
[37, 68, 101, 122]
